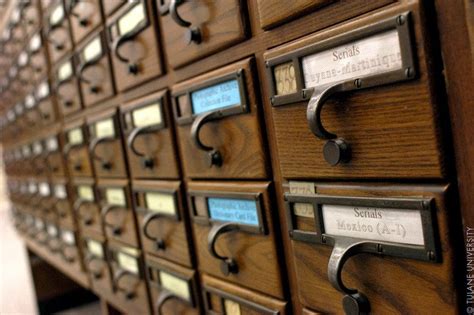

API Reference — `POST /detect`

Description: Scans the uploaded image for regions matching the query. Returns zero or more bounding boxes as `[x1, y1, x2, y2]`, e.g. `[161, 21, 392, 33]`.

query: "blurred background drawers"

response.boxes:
[64, 119, 94, 177]
[67, 0, 103, 46]
[44, 0, 73, 64]
[54, 54, 83, 116]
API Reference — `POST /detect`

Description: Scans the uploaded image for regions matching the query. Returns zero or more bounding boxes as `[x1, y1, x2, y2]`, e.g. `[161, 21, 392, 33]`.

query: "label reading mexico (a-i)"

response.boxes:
[208, 197, 259, 226]
[322, 205, 425, 246]
[191, 79, 241, 115]
[302, 30, 402, 89]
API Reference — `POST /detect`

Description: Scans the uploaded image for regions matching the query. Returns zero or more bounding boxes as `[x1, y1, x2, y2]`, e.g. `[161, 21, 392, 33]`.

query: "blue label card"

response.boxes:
[191, 80, 241, 115]
[208, 197, 259, 226]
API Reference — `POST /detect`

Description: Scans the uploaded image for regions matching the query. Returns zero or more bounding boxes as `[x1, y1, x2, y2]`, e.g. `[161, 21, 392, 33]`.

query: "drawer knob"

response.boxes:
[323, 139, 351, 166]
[184, 27, 202, 45]
[208, 222, 240, 276]
[170, 0, 202, 45]
[190, 110, 224, 168]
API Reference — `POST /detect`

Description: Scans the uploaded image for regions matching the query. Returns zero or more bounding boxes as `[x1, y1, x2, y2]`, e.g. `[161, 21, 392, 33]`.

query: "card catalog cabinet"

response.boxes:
[67, 0, 103, 45]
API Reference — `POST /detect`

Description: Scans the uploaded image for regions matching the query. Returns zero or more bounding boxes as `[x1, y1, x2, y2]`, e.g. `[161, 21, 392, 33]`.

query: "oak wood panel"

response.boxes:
[158, 0, 249, 68]
[69, 0, 103, 46]
[133, 180, 194, 268]
[187, 180, 285, 299]
[97, 178, 140, 247]
[172, 58, 269, 179]
[120, 89, 180, 180]
[108, 0, 164, 92]
[263, 4, 446, 180]
[145, 255, 201, 315]
[284, 183, 462, 313]
[202, 274, 288, 314]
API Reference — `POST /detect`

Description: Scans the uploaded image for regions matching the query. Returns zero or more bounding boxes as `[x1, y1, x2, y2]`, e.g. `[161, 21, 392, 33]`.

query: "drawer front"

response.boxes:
[264, 8, 445, 180]
[108, 244, 151, 314]
[23, 0, 42, 37]
[64, 123, 94, 177]
[73, 179, 102, 235]
[202, 274, 287, 315]
[97, 180, 139, 247]
[133, 180, 193, 267]
[35, 80, 58, 125]
[45, 134, 68, 177]
[108, 0, 163, 92]
[83, 236, 113, 295]
[28, 33, 49, 82]
[45, 1, 73, 63]
[53, 180, 75, 227]
[55, 56, 83, 116]
[284, 182, 460, 313]
[30, 140, 49, 176]
[45, 221, 62, 254]
[187, 181, 284, 298]
[60, 228, 87, 276]
[257, 0, 394, 30]
[37, 181, 57, 222]
[87, 110, 128, 178]
[172, 58, 269, 179]
[68, 0, 103, 45]
[77, 30, 115, 107]
[102, 0, 126, 16]
[121, 90, 180, 179]
[146, 255, 201, 315]
[157, 0, 249, 68]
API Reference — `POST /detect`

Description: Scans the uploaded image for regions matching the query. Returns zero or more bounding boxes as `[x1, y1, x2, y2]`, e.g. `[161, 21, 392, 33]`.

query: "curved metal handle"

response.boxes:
[142, 212, 166, 250]
[101, 205, 126, 236]
[127, 125, 162, 158]
[85, 253, 103, 279]
[113, 269, 139, 299]
[190, 110, 224, 167]
[207, 221, 240, 275]
[327, 238, 371, 315]
[61, 245, 76, 263]
[77, 57, 102, 91]
[156, 290, 176, 315]
[45, 23, 65, 50]
[89, 136, 115, 169]
[169, 0, 201, 45]
[111, 25, 144, 74]
[68, 0, 91, 27]
[55, 79, 75, 107]
[74, 199, 94, 225]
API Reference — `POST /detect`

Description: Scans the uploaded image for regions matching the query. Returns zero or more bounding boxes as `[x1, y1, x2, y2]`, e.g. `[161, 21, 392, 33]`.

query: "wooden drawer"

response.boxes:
[146, 255, 201, 315]
[45, 221, 62, 254]
[37, 180, 58, 222]
[284, 182, 461, 313]
[52, 178, 75, 227]
[107, 243, 151, 314]
[73, 177, 102, 236]
[76, 29, 115, 107]
[44, 1, 73, 64]
[67, 0, 103, 45]
[19, 144, 35, 176]
[45, 133, 68, 177]
[64, 120, 94, 177]
[54, 55, 83, 116]
[83, 235, 113, 295]
[28, 32, 49, 82]
[264, 7, 446, 180]
[108, 0, 163, 92]
[102, 0, 126, 16]
[30, 140, 49, 176]
[133, 180, 194, 267]
[87, 108, 128, 178]
[257, 0, 394, 30]
[35, 79, 58, 125]
[60, 227, 88, 277]
[97, 179, 139, 247]
[187, 181, 285, 299]
[172, 58, 269, 179]
[157, 0, 249, 68]
[17, 51, 35, 92]
[22, 0, 42, 38]
[33, 216, 48, 245]
[121, 90, 180, 179]
[201, 274, 287, 314]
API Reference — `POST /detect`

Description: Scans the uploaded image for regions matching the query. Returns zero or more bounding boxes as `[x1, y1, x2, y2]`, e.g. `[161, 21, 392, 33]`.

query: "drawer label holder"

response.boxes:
[285, 193, 440, 314]
[266, 12, 416, 166]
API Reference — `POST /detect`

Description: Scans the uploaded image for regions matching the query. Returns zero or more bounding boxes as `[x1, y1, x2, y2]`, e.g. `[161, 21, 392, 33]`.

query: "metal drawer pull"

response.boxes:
[170, 0, 201, 45]
[113, 269, 139, 300]
[190, 110, 223, 167]
[77, 59, 102, 94]
[101, 205, 127, 236]
[207, 221, 239, 275]
[89, 136, 115, 170]
[112, 26, 145, 75]
[74, 199, 94, 225]
[127, 125, 163, 169]
[142, 212, 166, 251]
[85, 254, 103, 279]
[156, 291, 176, 315]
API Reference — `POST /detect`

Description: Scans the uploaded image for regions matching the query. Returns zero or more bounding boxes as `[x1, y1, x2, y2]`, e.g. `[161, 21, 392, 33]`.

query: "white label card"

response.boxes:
[54, 184, 67, 199]
[145, 192, 176, 215]
[322, 205, 425, 246]
[159, 271, 190, 302]
[30, 34, 41, 51]
[117, 252, 139, 274]
[87, 240, 103, 258]
[289, 181, 315, 218]
[15, 103, 24, 115]
[47, 137, 59, 151]
[68, 128, 83, 145]
[83, 37, 102, 62]
[18, 52, 28, 66]
[25, 95, 36, 109]
[302, 30, 402, 89]
[39, 183, 50, 196]
[33, 142, 43, 155]
[37, 82, 50, 98]
[95, 119, 115, 138]
[132, 103, 162, 128]
[35, 218, 44, 229]
[7, 110, 15, 122]
[22, 145, 31, 157]
[47, 225, 58, 236]
[224, 300, 241, 315]
[118, 2, 146, 36]
[78, 185, 94, 201]
[58, 61, 73, 81]
[62, 230, 75, 245]
[29, 182, 37, 194]
[105, 188, 126, 206]
[50, 5, 64, 25]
